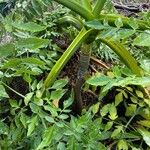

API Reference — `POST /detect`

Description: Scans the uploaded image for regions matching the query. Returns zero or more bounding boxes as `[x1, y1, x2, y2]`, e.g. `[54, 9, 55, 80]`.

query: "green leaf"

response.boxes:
[2, 57, 45, 69]
[135, 90, 143, 98]
[27, 115, 38, 136]
[125, 104, 137, 117]
[105, 121, 113, 131]
[50, 79, 68, 89]
[16, 37, 49, 49]
[50, 89, 66, 100]
[0, 43, 15, 58]
[109, 103, 118, 120]
[58, 114, 69, 120]
[117, 140, 128, 150]
[115, 92, 123, 106]
[133, 33, 150, 47]
[86, 75, 111, 86]
[138, 128, 150, 147]
[9, 99, 19, 108]
[0, 120, 9, 135]
[36, 126, 54, 150]
[111, 126, 123, 138]
[12, 22, 46, 32]
[138, 120, 150, 128]
[100, 104, 111, 117]
[24, 92, 34, 106]
[92, 103, 100, 114]
[115, 18, 123, 28]
[0, 85, 9, 98]
[45, 116, 55, 123]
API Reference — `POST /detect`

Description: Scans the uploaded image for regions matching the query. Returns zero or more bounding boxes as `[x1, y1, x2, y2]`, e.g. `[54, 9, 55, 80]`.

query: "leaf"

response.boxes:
[50, 89, 66, 100]
[16, 37, 49, 49]
[27, 115, 38, 136]
[115, 18, 123, 28]
[86, 75, 111, 86]
[100, 104, 111, 117]
[0, 85, 9, 98]
[135, 90, 143, 98]
[0, 120, 9, 135]
[138, 120, 150, 128]
[133, 33, 150, 47]
[45, 116, 55, 123]
[9, 99, 19, 108]
[63, 97, 73, 109]
[12, 22, 46, 32]
[111, 126, 123, 138]
[58, 114, 69, 120]
[24, 92, 34, 106]
[50, 79, 68, 89]
[0, 43, 15, 58]
[117, 140, 128, 150]
[92, 103, 100, 114]
[125, 104, 137, 117]
[85, 20, 109, 30]
[105, 121, 113, 131]
[115, 92, 123, 106]
[36, 126, 54, 150]
[109, 103, 118, 120]
[138, 128, 150, 147]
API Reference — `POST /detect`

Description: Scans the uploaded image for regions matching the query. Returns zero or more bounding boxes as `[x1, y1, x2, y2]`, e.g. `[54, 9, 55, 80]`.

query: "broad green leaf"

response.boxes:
[0, 120, 9, 135]
[45, 116, 55, 123]
[27, 115, 38, 136]
[50, 79, 68, 89]
[111, 126, 123, 138]
[0, 43, 15, 58]
[92, 103, 100, 114]
[100, 104, 111, 117]
[12, 22, 46, 32]
[16, 37, 49, 49]
[2, 57, 45, 69]
[135, 90, 144, 98]
[58, 114, 69, 120]
[50, 89, 66, 100]
[85, 20, 109, 30]
[9, 99, 19, 108]
[105, 121, 113, 131]
[115, 92, 123, 106]
[24, 92, 34, 105]
[20, 112, 28, 128]
[36, 126, 54, 150]
[133, 33, 150, 47]
[117, 140, 128, 150]
[0, 85, 9, 98]
[86, 75, 111, 86]
[125, 104, 137, 117]
[138, 128, 150, 147]
[109, 103, 118, 120]
[138, 120, 150, 128]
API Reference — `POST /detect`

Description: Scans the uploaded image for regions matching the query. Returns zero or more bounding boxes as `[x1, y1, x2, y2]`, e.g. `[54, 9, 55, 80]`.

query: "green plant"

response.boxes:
[44, 0, 150, 114]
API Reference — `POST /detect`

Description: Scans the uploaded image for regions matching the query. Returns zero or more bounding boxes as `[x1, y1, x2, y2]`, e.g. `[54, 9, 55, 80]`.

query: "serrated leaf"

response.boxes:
[27, 115, 38, 136]
[109, 103, 118, 120]
[50, 79, 68, 89]
[0, 85, 9, 98]
[36, 126, 54, 150]
[87, 75, 111, 86]
[138, 128, 150, 147]
[16, 37, 49, 49]
[0, 43, 15, 58]
[115, 92, 123, 106]
[50, 89, 66, 100]
[12, 22, 46, 32]
[133, 33, 150, 47]
[100, 104, 111, 117]
[24, 92, 34, 106]
[111, 126, 123, 138]
[117, 140, 128, 150]
[125, 104, 137, 117]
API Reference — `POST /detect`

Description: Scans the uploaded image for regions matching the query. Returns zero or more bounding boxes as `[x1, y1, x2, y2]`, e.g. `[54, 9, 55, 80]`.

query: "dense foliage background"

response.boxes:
[0, 0, 150, 149]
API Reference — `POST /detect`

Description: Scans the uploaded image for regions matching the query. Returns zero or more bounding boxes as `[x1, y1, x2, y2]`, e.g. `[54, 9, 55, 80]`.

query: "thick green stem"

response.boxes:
[54, 0, 94, 20]
[99, 14, 149, 30]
